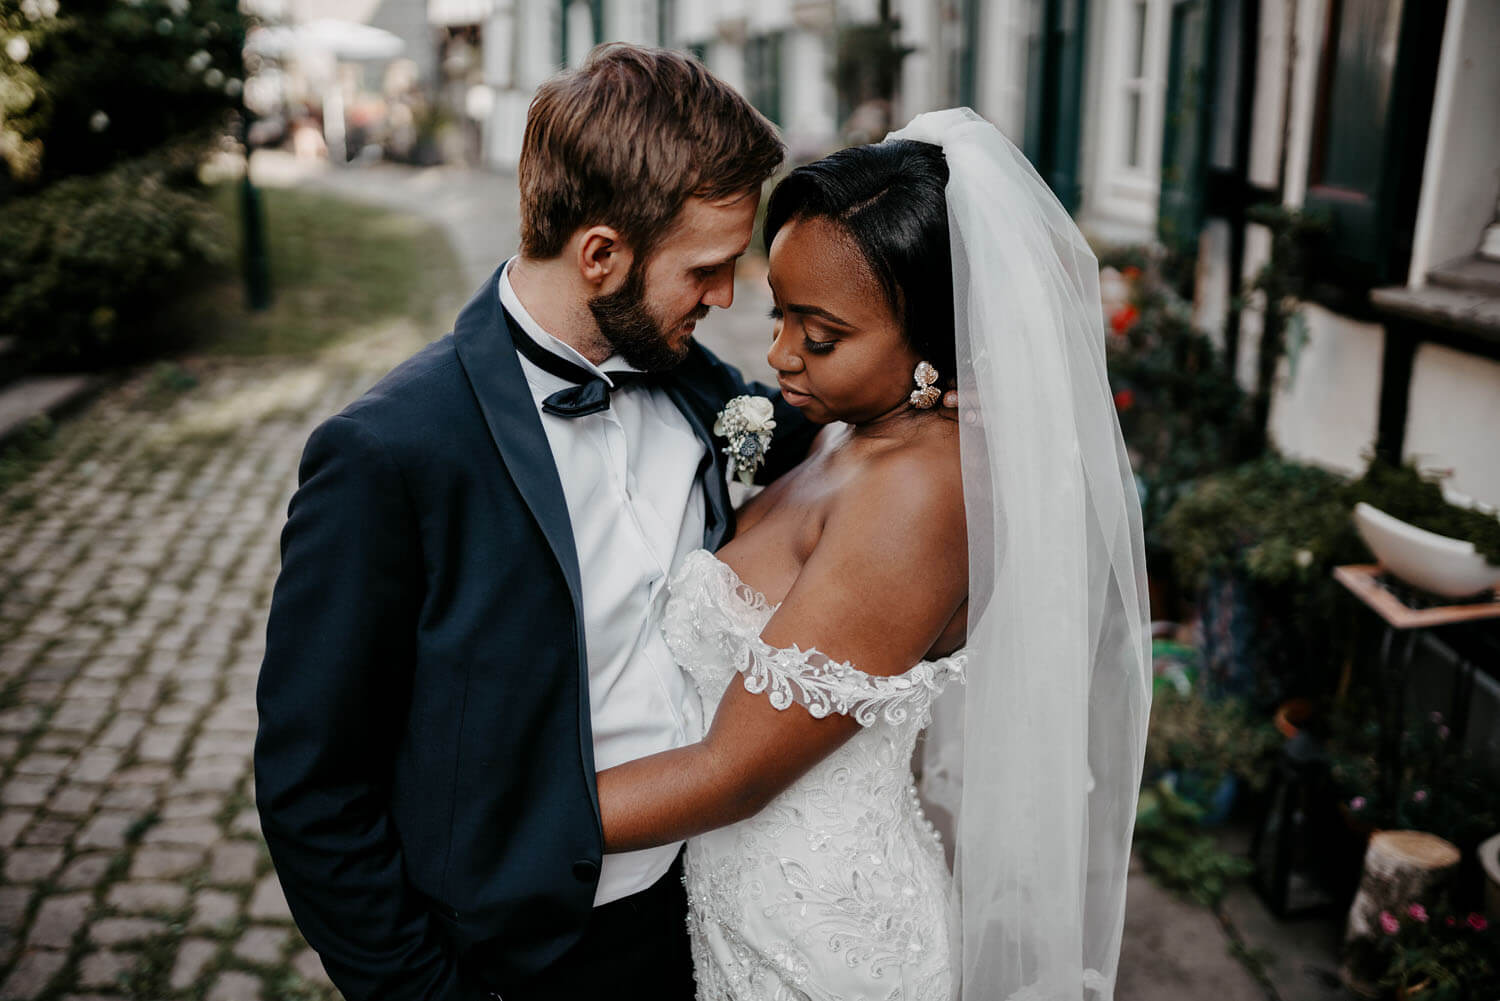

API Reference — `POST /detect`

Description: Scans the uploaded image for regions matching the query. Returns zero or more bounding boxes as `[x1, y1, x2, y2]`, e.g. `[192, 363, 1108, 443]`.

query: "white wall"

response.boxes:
[1406, 0, 1500, 284]
[1265, 305, 1385, 476]
[1403, 345, 1500, 510]
[782, 27, 836, 156]
[972, 0, 1035, 141]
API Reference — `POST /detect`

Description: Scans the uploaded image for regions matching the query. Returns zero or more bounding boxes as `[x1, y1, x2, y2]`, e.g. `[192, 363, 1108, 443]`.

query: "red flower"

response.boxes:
[1122, 266, 1142, 282]
[1110, 304, 1140, 335]
[1468, 913, 1489, 931]
[1113, 389, 1135, 412]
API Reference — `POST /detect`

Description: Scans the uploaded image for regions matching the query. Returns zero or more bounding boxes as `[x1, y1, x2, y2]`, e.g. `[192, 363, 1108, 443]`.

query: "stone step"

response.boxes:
[1427, 254, 1500, 295]
[0, 373, 104, 447]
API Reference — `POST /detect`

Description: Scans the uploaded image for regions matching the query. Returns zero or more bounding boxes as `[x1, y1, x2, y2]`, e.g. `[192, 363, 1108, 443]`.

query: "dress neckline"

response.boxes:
[683, 548, 968, 678]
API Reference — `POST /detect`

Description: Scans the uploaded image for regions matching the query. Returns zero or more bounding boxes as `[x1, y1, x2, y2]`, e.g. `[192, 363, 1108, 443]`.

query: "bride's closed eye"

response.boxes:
[768, 307, 836, 354]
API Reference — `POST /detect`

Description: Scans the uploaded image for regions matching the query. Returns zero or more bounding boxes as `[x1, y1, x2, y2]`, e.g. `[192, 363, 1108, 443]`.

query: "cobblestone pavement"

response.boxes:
[0, 329, 439, 998]
[0, 159, 782, 1001]
[0, 157, 1322, 1001]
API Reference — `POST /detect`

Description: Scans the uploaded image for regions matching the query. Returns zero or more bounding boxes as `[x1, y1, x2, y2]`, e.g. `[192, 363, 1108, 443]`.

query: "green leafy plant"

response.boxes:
[1102, 251, 1247, 547]
[0, 0, 248, 191]
[1134, 780, 1254, 907]
[1145, 685, 1282, 795]
[1238, 205, 1327, 459]
[0, 144, 228, 367]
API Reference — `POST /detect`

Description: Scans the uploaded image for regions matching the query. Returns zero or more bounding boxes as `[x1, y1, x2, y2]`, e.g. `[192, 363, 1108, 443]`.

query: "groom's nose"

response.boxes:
[700, 266, 734, 310]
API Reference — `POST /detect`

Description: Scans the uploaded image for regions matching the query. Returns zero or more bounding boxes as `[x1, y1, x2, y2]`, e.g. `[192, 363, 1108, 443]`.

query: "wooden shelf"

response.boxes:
[1333, 564, 1500, 629]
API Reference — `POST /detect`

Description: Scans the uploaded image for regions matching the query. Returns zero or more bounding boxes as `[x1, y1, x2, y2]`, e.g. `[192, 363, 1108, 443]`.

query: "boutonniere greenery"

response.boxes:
[714, 395, 777, 486]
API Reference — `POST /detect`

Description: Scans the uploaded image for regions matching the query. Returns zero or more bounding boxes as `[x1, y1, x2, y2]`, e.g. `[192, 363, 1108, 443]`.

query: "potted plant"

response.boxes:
[1350, 903, 1500, 1001]
[1160, 456, 1357, 711]
[1100, 248, 1247, 622]
[1144, 683, 1282, 825]
[1346, 459, 1500, 600]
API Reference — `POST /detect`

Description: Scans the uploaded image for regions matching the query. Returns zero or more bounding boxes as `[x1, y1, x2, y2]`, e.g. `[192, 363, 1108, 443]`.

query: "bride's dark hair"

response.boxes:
[763, 140, 955, 380]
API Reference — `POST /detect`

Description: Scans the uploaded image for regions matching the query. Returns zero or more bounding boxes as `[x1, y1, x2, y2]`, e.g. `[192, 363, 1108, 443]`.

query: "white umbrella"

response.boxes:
[246, 18, 404, 61]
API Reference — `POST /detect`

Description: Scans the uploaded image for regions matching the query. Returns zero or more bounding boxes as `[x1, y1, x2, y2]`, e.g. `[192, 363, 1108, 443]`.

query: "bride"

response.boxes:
[596, 110, 1152, 1001]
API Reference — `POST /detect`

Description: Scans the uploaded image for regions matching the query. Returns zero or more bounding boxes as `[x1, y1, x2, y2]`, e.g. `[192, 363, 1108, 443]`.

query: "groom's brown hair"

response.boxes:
[519, 43, 784, 260]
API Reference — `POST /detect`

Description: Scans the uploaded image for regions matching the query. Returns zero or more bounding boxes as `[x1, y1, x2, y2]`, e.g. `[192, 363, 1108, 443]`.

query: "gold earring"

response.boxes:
[909, 361, 942, 408]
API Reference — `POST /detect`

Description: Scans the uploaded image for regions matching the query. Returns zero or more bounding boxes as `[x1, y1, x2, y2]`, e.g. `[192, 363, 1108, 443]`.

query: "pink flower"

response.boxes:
[1437, 725, 1451, 740]
[1468, 914, 1489, 931]
[1412, 789, 1428, 803]
[1446, 916, 1457, 927]
[1406, 904, 1428, 922]
[1349, 796, 1367, 811]
[1380, 911, 1401, 935]
[1429, 711, 1444, 724]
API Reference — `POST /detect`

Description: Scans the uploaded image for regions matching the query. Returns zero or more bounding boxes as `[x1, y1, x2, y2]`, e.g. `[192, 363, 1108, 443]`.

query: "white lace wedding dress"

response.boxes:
[663, 549, 967, 1001]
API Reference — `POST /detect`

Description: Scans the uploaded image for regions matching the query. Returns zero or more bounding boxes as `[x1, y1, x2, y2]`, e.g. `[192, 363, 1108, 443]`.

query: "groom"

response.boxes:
[254, 45, 813, 1001]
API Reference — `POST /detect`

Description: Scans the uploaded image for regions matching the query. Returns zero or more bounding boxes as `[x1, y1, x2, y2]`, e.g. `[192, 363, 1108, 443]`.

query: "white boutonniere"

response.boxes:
[714, 395, 777, 486]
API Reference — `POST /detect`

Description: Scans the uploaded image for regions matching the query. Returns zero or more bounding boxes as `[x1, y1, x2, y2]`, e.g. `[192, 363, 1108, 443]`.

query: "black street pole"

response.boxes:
[239, 106, 272, 311]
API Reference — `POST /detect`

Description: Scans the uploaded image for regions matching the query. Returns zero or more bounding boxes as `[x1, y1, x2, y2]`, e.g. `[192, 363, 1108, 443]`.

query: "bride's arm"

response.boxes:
[597, 454, 967, 852]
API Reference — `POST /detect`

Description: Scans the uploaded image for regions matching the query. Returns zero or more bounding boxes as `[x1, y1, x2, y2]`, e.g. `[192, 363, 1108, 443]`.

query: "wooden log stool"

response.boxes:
[1340, 830, 1462, 996]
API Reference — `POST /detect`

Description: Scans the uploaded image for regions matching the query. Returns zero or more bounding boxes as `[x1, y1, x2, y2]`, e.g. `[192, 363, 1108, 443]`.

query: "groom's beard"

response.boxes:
[588, 263, 708, 372]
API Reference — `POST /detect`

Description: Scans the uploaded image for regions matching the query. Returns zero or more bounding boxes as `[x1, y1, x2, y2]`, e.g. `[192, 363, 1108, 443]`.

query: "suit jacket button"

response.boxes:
[572, 859, 599, 882]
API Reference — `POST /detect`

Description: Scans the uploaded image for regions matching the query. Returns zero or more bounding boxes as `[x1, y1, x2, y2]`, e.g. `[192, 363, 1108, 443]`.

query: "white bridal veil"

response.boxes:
[887, 109, 1152, 1000]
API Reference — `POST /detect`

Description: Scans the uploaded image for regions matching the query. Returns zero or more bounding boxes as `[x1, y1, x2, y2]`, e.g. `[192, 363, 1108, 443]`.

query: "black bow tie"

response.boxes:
[506, 312, 659, 418]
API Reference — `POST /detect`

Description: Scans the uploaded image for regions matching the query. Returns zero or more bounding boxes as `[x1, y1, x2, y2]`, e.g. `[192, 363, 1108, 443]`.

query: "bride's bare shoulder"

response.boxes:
[833, 421, 965, 544]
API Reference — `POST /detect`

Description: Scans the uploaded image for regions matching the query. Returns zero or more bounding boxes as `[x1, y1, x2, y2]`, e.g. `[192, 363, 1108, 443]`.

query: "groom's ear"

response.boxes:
[575, 225, 635, 291]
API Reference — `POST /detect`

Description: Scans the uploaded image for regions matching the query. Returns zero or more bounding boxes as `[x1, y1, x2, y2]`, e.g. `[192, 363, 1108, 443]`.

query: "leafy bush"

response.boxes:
[1145, 685, 1282, 794]
[1134, 780, 1254, 907]
[1102, 252, 1247, 546]
[0, 146, 229, 367]
[1, 0, 247, 191]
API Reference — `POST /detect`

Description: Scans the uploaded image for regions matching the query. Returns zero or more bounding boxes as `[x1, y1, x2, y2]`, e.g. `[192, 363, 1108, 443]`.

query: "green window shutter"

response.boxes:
[747, 33, 784, 127]
[1023, 0, 1089, 213]
[1303, 0, 1447, 290]
[1158, 0, 1216, 254]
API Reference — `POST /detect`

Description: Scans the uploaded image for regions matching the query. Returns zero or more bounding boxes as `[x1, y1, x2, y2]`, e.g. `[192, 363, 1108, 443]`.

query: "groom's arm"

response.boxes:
[255, 415, 489, 1001]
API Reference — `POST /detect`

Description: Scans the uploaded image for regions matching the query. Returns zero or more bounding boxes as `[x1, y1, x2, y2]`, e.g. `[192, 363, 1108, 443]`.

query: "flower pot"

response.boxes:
[1397, 975, 1434, 1000]
[1481, 831, 1500, 923]
[1274, 697, 1315, 739]
[1353, 502, 1500, 599]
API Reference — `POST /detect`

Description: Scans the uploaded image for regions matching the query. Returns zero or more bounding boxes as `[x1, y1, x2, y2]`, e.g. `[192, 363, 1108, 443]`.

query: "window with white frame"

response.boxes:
[1089, 0, 1170, 231]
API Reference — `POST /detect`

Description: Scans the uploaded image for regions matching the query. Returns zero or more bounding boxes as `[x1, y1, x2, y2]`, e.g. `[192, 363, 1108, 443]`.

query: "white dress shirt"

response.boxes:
[499, 260, 707, 906]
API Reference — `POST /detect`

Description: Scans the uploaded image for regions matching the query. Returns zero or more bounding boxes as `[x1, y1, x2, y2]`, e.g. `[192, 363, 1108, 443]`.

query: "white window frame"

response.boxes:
[1092, 0, 1172, 228]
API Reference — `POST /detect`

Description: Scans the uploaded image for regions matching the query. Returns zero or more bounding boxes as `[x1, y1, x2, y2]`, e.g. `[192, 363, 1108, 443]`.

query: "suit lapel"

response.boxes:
[452, 267, 584, 609]
[661, 378, 734, 552]
[451, 266, 601, 821]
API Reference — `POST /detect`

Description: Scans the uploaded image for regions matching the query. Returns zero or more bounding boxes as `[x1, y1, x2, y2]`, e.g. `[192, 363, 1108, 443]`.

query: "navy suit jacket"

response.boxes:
[254, 265, 814, 1001]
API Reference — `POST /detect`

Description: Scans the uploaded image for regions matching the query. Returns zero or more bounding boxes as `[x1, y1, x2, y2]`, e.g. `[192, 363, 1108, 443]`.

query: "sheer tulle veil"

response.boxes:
[886, 109, 1152, 1000]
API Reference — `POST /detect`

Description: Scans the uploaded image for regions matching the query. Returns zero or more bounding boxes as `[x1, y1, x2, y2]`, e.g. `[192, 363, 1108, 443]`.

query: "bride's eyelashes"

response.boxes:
[768, 307, 837, 355]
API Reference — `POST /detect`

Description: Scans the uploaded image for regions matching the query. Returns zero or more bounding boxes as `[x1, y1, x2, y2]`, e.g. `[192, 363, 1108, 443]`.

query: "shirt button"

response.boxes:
[572, 859, 599, 882]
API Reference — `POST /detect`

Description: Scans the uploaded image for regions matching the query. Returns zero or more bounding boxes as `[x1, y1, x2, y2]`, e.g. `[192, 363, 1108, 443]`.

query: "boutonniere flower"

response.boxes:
[714, 395, 777, 486]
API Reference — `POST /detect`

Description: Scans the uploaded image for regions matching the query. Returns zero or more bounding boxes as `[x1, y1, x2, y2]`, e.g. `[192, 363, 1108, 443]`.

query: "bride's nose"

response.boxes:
[767, 324, 803, 374]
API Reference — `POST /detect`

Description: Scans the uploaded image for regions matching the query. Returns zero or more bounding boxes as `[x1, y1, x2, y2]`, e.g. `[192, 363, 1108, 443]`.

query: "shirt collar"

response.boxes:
[498, 258, 640, 388]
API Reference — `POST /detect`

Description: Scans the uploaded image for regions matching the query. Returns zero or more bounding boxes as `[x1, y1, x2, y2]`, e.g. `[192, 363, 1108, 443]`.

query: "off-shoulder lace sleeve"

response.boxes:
[735, 633, 966, 728]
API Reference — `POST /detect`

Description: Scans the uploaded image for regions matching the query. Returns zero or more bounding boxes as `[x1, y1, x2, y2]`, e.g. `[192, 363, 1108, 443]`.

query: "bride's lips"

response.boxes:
[778, 382, 814, 407]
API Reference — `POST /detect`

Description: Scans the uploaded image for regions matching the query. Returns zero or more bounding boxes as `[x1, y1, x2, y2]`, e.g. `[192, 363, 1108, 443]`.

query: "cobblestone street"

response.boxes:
[0, 158, 1330, 1001]
[0, 158, 778, 1001]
